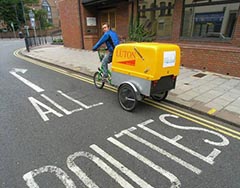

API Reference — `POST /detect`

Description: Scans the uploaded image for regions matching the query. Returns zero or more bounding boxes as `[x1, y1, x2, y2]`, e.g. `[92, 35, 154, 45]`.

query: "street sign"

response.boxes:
[10, 22, 16, 38]
[30, 18, 35, 28]
[29, 10, 35, 18]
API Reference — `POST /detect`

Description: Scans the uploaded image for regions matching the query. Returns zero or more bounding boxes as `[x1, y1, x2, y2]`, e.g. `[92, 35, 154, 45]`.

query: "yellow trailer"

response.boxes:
[112, 42, 180, 80]
[93, 42, 181, 111]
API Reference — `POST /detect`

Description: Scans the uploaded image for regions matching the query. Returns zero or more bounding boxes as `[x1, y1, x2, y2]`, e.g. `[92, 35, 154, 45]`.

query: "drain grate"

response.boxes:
[193, 73, 206, 78]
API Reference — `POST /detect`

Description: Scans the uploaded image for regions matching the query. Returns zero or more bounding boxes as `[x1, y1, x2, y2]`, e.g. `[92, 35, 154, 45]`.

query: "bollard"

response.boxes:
[24, 37, 30, 52]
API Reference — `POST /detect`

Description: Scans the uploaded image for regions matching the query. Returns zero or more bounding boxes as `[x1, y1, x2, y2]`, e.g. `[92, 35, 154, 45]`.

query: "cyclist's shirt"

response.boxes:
[92, 30, 119, 52]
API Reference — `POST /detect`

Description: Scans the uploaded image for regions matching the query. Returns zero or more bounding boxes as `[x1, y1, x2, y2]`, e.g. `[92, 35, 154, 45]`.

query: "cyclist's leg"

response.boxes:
[107, 53, 113, 77]
[102, 53, 111, 78]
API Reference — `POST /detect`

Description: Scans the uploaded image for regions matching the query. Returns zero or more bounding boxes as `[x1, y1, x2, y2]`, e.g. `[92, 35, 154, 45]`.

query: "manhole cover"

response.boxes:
[193, 73, 206, 78]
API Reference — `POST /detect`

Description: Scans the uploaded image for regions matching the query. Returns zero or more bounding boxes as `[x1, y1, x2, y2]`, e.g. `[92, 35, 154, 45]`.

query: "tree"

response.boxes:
[0, 0, 39, 31]
[34, 9, 52, 30]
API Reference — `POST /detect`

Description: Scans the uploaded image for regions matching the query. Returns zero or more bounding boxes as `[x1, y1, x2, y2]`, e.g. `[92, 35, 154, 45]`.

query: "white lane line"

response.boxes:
[107, 137, 181, 188]
[10, 69, 44, 93]
[118, 129, 201, 175]
[90, 144, 155, 188]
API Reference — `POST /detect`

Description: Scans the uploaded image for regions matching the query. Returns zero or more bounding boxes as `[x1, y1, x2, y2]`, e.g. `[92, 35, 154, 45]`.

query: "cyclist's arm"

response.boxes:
[92, 33, 109, 51]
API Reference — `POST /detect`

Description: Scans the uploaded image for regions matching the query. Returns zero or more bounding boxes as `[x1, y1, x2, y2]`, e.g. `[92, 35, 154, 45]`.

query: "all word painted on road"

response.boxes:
[28, 90, 103, 121]
[23, 114, 229, 188]
[10, 68, 103, 121]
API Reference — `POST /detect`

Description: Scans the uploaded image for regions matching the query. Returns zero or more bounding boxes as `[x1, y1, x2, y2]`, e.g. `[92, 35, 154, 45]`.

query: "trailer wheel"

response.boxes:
[93, 72, 105, 89]
[118, 83, 138, 111]
[151, 91, 168, 101]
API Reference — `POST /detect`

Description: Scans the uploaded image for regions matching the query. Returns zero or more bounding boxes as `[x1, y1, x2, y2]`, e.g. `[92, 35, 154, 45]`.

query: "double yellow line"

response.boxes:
[144, 99, 240, 140]
[15, 49, 240, 140]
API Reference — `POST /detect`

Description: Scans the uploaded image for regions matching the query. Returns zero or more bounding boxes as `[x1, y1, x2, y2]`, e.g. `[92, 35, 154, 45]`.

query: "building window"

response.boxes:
[181, 0, 240, 39]
[138, 0, 174, 39]
[42, 0, 53, 23]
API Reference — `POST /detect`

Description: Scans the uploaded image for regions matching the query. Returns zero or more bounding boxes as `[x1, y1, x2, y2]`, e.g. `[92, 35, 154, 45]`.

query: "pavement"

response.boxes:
[19, 44, 240, 127]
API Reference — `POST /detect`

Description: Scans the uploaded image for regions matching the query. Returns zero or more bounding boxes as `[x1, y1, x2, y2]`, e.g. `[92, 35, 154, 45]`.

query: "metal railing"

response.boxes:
[24, 36, 49, 52]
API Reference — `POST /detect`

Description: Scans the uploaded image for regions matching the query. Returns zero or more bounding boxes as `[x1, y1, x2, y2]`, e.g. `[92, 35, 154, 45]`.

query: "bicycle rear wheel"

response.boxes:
[93, 72, 105, 89]
[151, 91, 168, 101]
[118, 83, 137, 111]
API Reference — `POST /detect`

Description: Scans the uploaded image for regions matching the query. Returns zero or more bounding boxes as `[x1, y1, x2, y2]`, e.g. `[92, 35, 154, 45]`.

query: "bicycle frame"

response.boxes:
[97, 48, 112, 84]
[97, 64, 112, 84]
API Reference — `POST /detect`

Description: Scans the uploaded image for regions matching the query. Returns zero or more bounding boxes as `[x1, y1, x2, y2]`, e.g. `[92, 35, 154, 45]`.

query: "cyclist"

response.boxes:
[92, 23, 120, 80]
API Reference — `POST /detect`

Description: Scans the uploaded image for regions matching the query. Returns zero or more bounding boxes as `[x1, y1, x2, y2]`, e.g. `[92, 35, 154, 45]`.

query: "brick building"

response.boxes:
[31, 0, 60, 28]
[58, 0, 240, 77]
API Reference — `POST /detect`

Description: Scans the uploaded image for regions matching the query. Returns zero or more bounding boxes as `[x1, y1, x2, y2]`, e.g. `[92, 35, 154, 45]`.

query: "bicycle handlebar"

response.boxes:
[97, 48, 107, 61]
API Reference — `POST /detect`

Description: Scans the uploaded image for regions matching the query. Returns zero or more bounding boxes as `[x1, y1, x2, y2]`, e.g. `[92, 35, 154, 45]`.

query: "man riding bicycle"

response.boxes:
[92, 23, 120, 80]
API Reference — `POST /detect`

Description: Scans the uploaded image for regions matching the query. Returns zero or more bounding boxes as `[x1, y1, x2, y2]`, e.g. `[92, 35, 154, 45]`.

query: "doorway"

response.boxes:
[99, 10, 116, 35]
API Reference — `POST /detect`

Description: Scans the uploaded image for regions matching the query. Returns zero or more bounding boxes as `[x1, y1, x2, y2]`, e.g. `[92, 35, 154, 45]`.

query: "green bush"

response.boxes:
[52, 38, 63, 44]
[128, 21, 155, 42]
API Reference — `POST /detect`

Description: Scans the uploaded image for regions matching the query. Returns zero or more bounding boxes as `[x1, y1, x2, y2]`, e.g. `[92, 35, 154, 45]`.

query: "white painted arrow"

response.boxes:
[12, 68, 28, 74]
[10, 68, 45, 93]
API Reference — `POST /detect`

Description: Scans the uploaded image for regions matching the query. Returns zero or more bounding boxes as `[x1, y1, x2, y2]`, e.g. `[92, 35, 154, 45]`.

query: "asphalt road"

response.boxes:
[1, 39, 240, 188]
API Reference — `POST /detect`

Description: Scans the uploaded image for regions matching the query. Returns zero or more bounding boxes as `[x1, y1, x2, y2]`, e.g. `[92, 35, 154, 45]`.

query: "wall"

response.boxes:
[232, 8, 240, 46]
[58, 0, 240, 77]
[172, 0, 240, 77]
[180, 44, 240, 76]
[115, 1, 130, 41]
[83, 1, 130, 47]
[59, 0, 130, 50]
[58, 0, 82, 48]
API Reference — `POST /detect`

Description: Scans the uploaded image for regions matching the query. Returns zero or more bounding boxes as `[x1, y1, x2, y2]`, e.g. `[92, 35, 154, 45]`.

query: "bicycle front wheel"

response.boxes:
[93, 72, 105, 89]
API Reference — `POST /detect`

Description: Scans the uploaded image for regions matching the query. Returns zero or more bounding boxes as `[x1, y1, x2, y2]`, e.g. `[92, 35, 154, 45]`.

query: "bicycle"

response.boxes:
[92, 43, 180, 112]
[93, 48, 112, 89]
